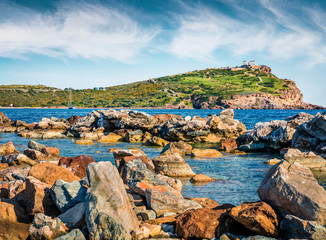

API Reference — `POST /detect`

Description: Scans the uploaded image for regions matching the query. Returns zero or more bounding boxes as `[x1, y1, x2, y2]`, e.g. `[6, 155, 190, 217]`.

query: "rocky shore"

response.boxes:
[0, 109, 325, 239]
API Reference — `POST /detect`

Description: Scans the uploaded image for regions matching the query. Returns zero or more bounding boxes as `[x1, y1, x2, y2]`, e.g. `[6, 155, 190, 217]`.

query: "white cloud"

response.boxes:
[0, 1, 158, 61]
[168, 0, 326, 65]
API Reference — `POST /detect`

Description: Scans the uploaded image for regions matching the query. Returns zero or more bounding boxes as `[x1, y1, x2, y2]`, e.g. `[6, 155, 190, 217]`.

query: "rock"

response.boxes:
[121, 159, 181, 197]
[134, 223, 161, 239]
[220, 109, 234, 118]
[175, 206, 235, 239]
[23, 148, 47, 160]
[24, 176, 60, 216]
[145, 189, 201, 217]
[28, 140, 47, 151]
[152, 152, 195, 177]
[219, 139, 238, 152]
[190, 174, 217, 183]
[113, 149, 155, 172]
[75, 139, 93, 145]
[58, 155, 96, 178]
[237, 112, 314, 151]
[2, 153, 36, 166]
[29, 162, 81, 185]
[229, 201, 279, 237]
[5, 167, 30, 181]
[50, 179, 87, 213]
[257, 160, 326, 225]
[29, 213, 68, 240]
[282, 148, 326, 171]
[145, 215, 177, 225]
[0, 182, 9, 198]
[137, 210, 157, 221]
[156, 174, 182, 193]
[0, 112, 12, 124]
[98, 132, 123, 143]
[280, 214, 326, 240]
[146, 136, 169, 147]
[292, 112, 326, 157]
[54, 229, 86, 240]
[67, 115, 81, 125]
[184, 197, 220, 208]
[161, 141, 192, 156]
[125, 129, 144, 143]
[264, 158, 281, 165]
[0, 198, 31, 240]
[191, 148, 223, 158]
[0, 141, 17, 155]
[42, 147, 60, 157]
[86, 161, 138, 239]
[58, 202, 86, 229]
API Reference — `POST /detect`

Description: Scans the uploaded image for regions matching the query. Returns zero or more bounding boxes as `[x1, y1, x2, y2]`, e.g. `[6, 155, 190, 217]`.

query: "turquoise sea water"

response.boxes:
[0, 108, 324, 205]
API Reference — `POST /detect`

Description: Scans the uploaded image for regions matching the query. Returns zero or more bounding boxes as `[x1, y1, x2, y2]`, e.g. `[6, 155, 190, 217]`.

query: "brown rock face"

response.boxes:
[229, 201, 279, 237]
[28, 162, 80, 185]
[58, 155, 96, 178]
[0, 141, 17, 155]
[41, 147, 60, 157]
[175, 206, 235, 239]
[0, 198, 31, 240]
[161, 141, 192, 156]
[191, 149, 223, 158]
[219, 139, 238, 152]
[185, 197, 220, 208]
[190, 174, 217, 183]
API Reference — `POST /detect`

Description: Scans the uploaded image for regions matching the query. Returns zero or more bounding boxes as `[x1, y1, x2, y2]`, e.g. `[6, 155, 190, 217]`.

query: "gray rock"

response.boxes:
[54, 229, 86, 240]
[161, 141, 192, 156]
[28, 140, 47, 152]
[50, 179, 87, 213]
[258, 160, 326, 225]
[280, 215, 326, 240]
[145, 189, 201, 217]
[58, 202, 86, 229]
[86, 161, 138, 240]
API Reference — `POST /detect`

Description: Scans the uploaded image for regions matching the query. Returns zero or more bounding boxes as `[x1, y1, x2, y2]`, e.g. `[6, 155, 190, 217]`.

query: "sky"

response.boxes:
[0, 0, 325, 106]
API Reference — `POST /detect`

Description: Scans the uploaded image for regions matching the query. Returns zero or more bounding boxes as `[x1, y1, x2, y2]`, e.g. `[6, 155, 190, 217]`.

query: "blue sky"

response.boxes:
[0, 0, 325, 106]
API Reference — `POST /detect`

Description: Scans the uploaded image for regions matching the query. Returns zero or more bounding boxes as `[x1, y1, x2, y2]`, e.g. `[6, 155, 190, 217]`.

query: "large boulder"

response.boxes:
[50, 179, 87, 213]
[292, 112, 326, 158]
[2, 153, 36, 166]
[191, 148, 223, 158]
[145, 189, 201, 217]
[257, 161, 326, 225]
[98, 132, 123, 143]
[237, 112, 314, 151]
[58, 202, 86, 229]
[86, 161, 138, 240]
[280, 214, 326, 240]
[55, 229, 86, 240]
[58, 155, 96, 178]
[151, 152, 195, 177]
[0, 198, 31, 240]
[175, 206, 235, 239]
[28, 162, 80, 185]
[229, 201, 279, 237]
[0, 141, 17, 155]
[113, 149, 155, 172]
[161, 141, 192, 156]
[28, 140, 47, 152]
[125, 129, 144, 143]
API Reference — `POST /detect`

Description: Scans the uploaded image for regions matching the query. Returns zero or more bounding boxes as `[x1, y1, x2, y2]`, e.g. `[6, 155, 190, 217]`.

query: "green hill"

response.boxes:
[0, 66, 293, 108]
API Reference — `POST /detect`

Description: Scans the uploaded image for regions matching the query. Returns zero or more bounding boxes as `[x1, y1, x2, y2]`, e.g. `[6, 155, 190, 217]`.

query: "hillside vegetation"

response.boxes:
[0, 67, 292, 108]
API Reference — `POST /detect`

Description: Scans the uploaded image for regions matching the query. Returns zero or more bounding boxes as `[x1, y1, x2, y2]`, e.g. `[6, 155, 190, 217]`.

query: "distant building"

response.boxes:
[242, 60, 247, 66]
[248, 60, 256, 66]
[93, 87, 99, 90]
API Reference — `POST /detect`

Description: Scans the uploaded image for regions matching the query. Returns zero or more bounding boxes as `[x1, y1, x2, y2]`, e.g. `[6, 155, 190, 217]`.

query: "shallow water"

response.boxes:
[0, 108, 325, 205]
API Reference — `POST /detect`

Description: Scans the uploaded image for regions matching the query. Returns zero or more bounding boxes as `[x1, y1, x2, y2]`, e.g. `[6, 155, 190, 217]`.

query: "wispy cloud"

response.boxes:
[168, 0, 326, 66]
[0, 1, 159, 62]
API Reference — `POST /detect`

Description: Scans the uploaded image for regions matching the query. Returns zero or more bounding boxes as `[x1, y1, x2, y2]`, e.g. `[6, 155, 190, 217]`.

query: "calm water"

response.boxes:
[0, 108, 324, 205]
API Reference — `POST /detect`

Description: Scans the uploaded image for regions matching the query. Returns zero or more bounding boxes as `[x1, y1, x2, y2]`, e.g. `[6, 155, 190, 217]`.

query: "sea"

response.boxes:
[0, 108, 325, 205]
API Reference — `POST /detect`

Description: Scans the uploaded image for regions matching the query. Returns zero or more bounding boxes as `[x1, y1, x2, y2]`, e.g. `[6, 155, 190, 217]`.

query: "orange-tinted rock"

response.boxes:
[41, 147, 60, 157]
[98, 132, 123, 143]
[28, 162, 80, 185]
[219, 139, 238, 152]
[0, 182, 9, 198]
[0, 162, 9, 170]
[175, 206, 235, 239]
[58, 155, 95, 178]
[191, 149, 223, 158]
[0, 198, 31, 240]
[113, 149, 155, 172]
[67, 115, 81, 125]
[185, 197, 220, 208]
[23, 148, 46, 160]
[153, 114, 183, 124]
[229, 201, 279, 238]
[190, 174, 218, 183]
[75, 139, 93, 145]
[161, 141, 192, 156]
[0, 141, 17, 155]
[145, 215, 177, 225]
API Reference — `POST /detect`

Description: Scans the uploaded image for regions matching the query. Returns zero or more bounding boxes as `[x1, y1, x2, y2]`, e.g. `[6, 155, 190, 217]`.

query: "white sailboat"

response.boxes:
[68, 88, 76, 109]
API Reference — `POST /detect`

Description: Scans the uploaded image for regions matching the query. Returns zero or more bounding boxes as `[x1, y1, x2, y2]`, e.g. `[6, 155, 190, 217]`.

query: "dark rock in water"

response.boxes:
[292, 112, 326, 158]
[28, 213, 68, 240]
[175, 206, 235, 239]
[59, 155, 96, 178]
[67, 115, 81, 125]
[229, 201, 279, 238]
[258, 160, 326, 225]
[145, 188, 201, 217]
[86, 161, 138, 240]
[54, 229, 86, 240]
[28, 140, 47, 152]
[50, 179, 87, 213]
[280, 214, 326, 240]
[237, 112, 314, 151]
[14, 120, 28, 127]
[152, 152, 196, 177]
